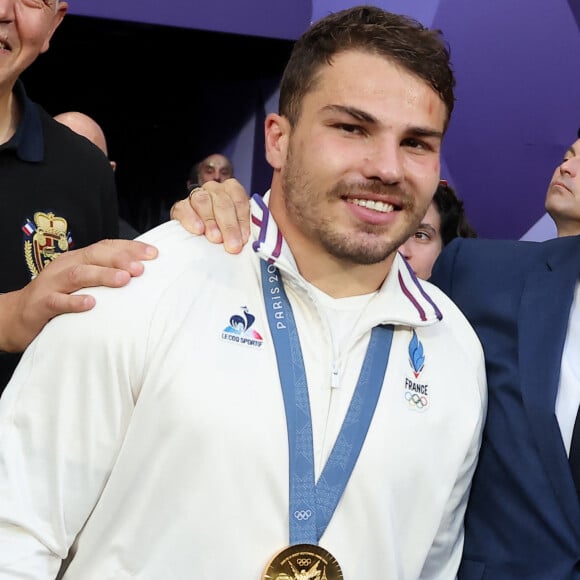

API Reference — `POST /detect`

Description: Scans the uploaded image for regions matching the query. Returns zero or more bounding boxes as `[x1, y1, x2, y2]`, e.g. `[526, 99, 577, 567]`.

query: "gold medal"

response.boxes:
[262, 544, 343, 579]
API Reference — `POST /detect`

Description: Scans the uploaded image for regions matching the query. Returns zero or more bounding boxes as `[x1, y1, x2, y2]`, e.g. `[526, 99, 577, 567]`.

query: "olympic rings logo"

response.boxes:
[297, 558, 312, 566]
[293, 509, 313, 521]
[405, 391, 428, 409]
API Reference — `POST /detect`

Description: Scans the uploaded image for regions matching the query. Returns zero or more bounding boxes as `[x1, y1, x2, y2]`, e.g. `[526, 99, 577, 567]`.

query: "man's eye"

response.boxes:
[337, 123, 364, 135]
[403, 138, 427, 150]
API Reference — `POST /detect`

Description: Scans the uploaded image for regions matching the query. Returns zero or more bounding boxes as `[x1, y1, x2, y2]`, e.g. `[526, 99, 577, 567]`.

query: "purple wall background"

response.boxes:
[68, 0, 312, 40]
[68, 0, 580, 240]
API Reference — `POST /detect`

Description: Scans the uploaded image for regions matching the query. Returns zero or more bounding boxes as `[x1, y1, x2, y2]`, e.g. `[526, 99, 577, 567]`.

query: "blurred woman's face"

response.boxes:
[397, 201, 443, 280]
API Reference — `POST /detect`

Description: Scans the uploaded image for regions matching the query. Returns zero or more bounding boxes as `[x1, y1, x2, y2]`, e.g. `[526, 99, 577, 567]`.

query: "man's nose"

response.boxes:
[362, 140, 404, 184]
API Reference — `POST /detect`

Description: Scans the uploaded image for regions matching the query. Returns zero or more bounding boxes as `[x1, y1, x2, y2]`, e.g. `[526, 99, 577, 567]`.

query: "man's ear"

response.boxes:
[265, 113, 290, 170]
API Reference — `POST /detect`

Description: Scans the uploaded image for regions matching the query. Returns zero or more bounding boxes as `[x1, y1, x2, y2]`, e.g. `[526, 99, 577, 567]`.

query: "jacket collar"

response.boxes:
[250, 192, 443, 329]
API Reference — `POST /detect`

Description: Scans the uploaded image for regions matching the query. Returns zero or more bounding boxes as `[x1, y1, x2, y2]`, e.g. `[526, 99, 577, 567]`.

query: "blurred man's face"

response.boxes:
[0, 0, 67, 96]
[198, 154, 234, 184]
[545, 137, 580, 236]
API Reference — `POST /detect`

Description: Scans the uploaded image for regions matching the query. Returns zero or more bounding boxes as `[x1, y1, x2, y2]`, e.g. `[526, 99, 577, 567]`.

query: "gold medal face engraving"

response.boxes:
[262, 544, 343, 580]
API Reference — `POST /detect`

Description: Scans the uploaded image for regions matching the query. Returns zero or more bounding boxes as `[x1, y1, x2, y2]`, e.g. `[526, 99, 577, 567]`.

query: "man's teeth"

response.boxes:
[349, 198, 394, 213]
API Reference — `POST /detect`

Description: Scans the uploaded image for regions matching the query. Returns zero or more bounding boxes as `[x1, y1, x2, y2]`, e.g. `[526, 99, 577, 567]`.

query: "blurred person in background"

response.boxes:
[398, 181, 477, 279]
[545, 128, 580, 237]
[186, 152, 234, 192]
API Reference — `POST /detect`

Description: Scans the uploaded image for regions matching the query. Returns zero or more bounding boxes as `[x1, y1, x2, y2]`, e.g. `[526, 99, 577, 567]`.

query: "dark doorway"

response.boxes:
[23, 15, 293, 232]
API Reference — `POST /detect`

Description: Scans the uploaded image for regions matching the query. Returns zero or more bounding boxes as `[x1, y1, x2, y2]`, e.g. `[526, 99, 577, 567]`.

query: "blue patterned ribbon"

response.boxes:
[260, 260, 393, 544]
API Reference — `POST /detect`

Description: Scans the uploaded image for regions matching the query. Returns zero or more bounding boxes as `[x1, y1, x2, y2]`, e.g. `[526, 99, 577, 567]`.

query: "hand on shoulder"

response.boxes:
[170, 178, 251, 254]
[0, 239, 158, 353]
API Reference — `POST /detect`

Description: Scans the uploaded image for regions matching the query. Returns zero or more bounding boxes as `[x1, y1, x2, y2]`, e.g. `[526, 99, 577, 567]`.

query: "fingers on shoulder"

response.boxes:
[45, 291, 97, 317]
[74, 239, 156, 271]
[224, 178, 251, 205]
[65, 262, 134, 291]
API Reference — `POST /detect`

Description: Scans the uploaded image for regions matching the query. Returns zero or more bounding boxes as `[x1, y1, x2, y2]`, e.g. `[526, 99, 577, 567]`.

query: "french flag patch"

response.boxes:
[22, 219, 36, 236]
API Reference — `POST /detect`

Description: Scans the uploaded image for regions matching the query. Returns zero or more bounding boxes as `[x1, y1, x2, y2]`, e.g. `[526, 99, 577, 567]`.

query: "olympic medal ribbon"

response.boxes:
[314, 322, 392, 539]
[261, 260, 393, 545]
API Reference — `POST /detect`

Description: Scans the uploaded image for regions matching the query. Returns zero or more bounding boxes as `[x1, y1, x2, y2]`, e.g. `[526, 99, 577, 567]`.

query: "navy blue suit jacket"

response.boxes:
[431, 236, 580, 579]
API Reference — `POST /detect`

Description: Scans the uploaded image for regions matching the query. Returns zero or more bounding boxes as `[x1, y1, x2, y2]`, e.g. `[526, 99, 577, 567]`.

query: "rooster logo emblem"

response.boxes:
[221, 306, 263, 347]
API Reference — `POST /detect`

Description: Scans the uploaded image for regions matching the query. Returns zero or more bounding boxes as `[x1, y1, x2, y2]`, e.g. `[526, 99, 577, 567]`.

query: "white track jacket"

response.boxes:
[0, 194, 487, 579]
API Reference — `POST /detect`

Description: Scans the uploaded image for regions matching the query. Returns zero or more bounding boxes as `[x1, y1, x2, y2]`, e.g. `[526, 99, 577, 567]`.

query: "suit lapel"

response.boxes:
[519, 237, 580, 525]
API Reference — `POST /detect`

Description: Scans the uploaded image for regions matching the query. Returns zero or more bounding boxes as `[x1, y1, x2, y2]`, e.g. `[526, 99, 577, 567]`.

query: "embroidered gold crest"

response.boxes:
[23, 212, 71, 279]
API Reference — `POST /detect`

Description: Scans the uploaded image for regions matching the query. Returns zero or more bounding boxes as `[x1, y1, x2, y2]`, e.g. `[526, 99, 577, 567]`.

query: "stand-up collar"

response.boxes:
[249, 192, 443, 328]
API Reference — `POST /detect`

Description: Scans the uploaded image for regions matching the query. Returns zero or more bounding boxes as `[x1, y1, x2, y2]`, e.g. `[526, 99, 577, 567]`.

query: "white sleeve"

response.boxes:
[0, 304, 139, 577]
[419, 348, 488, 579]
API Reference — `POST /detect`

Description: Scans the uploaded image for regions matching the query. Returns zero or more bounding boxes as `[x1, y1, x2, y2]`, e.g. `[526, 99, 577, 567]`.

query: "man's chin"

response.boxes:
[324, 238, 400, 265]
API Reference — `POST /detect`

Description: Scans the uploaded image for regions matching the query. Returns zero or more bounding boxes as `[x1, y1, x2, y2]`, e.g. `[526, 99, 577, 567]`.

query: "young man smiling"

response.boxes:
[0, 7, 485, 578]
